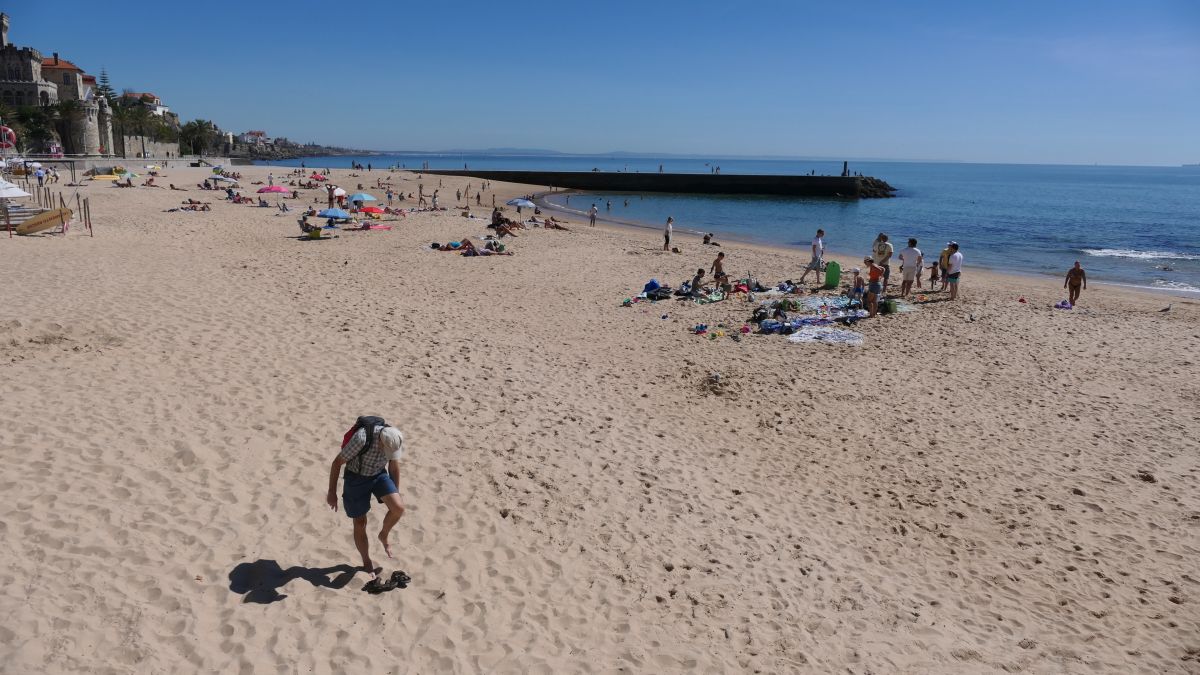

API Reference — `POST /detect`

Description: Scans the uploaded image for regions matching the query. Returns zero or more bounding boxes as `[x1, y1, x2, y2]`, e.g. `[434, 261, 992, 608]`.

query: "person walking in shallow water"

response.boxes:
[327, 416, 406, 584]
[1064, 261, 1087, 305]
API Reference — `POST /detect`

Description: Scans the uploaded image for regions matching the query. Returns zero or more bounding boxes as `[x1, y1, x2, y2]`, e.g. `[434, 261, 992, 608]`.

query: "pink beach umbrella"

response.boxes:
[309, 173, 327, 181]
[257, 185, 290, 193]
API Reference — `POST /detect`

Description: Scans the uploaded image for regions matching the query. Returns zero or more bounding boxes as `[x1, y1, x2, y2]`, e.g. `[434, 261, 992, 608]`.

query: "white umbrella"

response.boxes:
[211, 175, 238, 183]
[506, 198, 535, 208]
[27, 162, 41, 169]
[333, 187, 347, 197]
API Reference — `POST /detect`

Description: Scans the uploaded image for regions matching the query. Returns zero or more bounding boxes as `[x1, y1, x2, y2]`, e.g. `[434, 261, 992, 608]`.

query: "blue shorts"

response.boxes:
[947, 272, 961, 284]
[343, 470, 398, 519]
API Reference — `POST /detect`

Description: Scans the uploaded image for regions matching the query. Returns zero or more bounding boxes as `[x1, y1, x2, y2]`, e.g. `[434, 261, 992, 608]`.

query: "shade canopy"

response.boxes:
[317, 208, 351, 219]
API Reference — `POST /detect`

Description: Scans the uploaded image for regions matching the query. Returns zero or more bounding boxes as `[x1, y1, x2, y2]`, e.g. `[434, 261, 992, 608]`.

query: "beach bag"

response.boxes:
[642, 279, 661, 294]
[647, 287, 673, 301]
[880, 299, 898, 315]
[822, 261, 842, 290]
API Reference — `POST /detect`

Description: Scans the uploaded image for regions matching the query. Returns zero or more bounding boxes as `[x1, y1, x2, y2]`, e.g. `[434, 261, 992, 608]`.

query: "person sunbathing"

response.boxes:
[169, 184, 187, 191]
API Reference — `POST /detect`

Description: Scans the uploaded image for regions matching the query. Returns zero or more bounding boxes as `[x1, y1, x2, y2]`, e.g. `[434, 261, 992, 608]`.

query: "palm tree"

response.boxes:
[109, 105, 131, 157]
[180, 119, 217, 156]
[127, 105, 152, 157]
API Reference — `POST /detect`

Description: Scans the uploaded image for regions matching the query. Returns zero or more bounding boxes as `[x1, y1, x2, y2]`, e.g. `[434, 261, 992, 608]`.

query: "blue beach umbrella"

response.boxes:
[347, 192, 377, 202]
[317, 208, 351, 219]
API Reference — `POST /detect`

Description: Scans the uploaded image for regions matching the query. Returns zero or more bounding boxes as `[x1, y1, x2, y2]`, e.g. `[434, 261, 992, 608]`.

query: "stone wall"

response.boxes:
[112, 135, 180, 159]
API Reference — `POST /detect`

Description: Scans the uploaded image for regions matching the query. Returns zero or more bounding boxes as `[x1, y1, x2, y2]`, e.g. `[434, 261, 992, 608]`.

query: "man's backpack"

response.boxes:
[342, 415, 390, 463]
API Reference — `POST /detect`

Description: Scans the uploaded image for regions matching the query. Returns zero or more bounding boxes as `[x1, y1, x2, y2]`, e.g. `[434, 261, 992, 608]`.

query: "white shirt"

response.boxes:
[588, 207, 597, 216]
[873, 240, 893, 265]
[948, 251, 963, 274]
[812, 236, 825, 258]
[665, 221, 673, 236]
[899, 246, 922, 267]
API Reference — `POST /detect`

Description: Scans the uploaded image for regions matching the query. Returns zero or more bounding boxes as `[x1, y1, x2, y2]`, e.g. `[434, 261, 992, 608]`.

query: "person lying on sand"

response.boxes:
[169, 184, 187, 191]
[326, 416, 407, 588]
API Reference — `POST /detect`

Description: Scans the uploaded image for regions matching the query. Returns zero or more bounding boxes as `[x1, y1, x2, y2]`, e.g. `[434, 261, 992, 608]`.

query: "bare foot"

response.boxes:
[378, 531, 394, 558]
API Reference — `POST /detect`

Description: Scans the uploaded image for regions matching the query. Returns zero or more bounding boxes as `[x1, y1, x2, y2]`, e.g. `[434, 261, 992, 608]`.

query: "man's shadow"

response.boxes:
[228, 559, 358, 604]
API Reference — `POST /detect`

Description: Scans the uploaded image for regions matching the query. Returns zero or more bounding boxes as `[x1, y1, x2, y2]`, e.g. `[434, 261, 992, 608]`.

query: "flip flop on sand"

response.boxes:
[362, 576, 398, 594]
[362, 570, 412, 594]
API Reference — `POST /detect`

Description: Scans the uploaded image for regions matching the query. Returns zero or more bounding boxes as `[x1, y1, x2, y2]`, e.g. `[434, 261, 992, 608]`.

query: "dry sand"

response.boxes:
[1, 165, 1198, 674]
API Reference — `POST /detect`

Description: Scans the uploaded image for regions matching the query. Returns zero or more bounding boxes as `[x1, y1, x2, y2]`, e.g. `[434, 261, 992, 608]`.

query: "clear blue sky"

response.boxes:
[13, 1, 1200, 165]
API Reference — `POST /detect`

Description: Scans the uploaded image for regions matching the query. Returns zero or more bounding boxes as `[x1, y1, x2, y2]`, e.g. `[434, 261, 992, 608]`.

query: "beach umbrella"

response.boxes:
[347, 192, 376, 202]
[120, 171, 139, 179]
[332, 187, 347, 197]
[309, 173, 327, 181]
[28, 162, 42, 169]
[257, 185, 290, 193]
[360, 206, 384, 214]
[211, 175, 237, 183]
[506, 198, 535, 208]
[317, 208, 351, 219]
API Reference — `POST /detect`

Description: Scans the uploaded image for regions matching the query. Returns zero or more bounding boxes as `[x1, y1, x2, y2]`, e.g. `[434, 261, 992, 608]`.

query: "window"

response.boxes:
[1, 91, 11, 105]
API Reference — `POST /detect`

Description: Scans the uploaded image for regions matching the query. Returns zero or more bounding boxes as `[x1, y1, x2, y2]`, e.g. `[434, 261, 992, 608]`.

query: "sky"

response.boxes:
[12, 1, 1200, 165]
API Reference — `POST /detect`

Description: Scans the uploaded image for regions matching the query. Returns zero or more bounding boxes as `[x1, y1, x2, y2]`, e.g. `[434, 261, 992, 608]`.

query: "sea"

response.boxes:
[263, 154, 1200, 295]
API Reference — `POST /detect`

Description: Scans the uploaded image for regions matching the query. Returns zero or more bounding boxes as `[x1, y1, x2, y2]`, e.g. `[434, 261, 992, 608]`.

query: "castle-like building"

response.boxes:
[0, 12, 113, 155]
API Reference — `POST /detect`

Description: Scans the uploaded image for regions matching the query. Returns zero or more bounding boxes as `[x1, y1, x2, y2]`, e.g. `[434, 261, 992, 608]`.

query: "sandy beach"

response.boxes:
[1, 165, 1198, 674]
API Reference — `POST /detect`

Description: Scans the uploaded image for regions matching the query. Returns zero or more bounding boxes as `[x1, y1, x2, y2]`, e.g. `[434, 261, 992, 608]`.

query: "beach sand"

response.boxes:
[1, 165, 1197, 674]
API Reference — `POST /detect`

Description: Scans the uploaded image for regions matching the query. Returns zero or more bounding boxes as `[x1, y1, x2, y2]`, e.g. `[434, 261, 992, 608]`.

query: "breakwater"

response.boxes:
[419, 170, 895, 198]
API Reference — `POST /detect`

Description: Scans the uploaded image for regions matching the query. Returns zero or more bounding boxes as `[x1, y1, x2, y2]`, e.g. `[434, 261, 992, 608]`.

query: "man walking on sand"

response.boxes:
[1065, 261, 1087, 305]
[588, 204, 598, 227]
[327, 416, 406, 585]
[798, 228, 826, 285]
[946, 242, 963, 300]
[663, 216, 673, 251]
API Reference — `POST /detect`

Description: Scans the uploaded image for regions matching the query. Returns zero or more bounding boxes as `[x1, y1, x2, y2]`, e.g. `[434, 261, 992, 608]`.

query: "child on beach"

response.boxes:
[850, 267, 865, 305]
[326, 416, 407, 589]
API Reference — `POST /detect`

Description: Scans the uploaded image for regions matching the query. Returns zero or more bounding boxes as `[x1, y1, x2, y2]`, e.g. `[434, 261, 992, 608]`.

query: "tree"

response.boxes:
[127, 105, 152, 157]
[109, 104, 131, 157]
[15, 105, 58, 153]
[95, 68, 116, 105]
[179, 119, 218, 156]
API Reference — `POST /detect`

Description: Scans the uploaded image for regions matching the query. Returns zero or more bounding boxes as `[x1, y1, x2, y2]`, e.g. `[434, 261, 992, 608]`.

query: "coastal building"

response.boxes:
[121, 91, 170, 117]
[0, 12, 112, 155]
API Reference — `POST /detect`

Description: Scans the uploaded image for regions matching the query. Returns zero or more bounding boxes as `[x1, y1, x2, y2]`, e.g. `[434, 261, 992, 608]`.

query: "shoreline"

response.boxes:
[532, 188, 1199, 300]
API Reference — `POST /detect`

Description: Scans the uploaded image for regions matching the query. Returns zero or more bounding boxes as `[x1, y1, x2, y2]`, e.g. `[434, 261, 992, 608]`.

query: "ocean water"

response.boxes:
[265, 154, 1200, 294]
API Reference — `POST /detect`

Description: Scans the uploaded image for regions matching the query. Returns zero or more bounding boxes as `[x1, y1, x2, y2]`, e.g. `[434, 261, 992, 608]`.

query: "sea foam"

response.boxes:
[1083, 248, 1200, 261]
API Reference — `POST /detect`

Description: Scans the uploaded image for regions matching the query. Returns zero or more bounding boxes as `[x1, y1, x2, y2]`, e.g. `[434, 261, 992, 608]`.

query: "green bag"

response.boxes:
[822, 261, 841, 289]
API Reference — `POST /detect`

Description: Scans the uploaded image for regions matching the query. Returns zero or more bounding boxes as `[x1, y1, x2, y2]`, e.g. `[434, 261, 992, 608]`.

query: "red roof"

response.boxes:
[123, 92, 159, 101]
[41, 57, 83, 73]
[82, 75, 96, 84]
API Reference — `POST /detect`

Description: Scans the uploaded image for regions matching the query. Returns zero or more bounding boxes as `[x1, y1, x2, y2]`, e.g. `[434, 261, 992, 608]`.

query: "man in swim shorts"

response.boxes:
[1064, 261, 1087, 305]
[798, 228, 825, 286]
[946, 242, 963, 300]
[326, 416, 406, 582]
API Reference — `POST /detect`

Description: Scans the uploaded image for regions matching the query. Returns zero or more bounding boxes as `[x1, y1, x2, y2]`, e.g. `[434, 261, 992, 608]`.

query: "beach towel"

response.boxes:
[787, 326, 864, 347]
